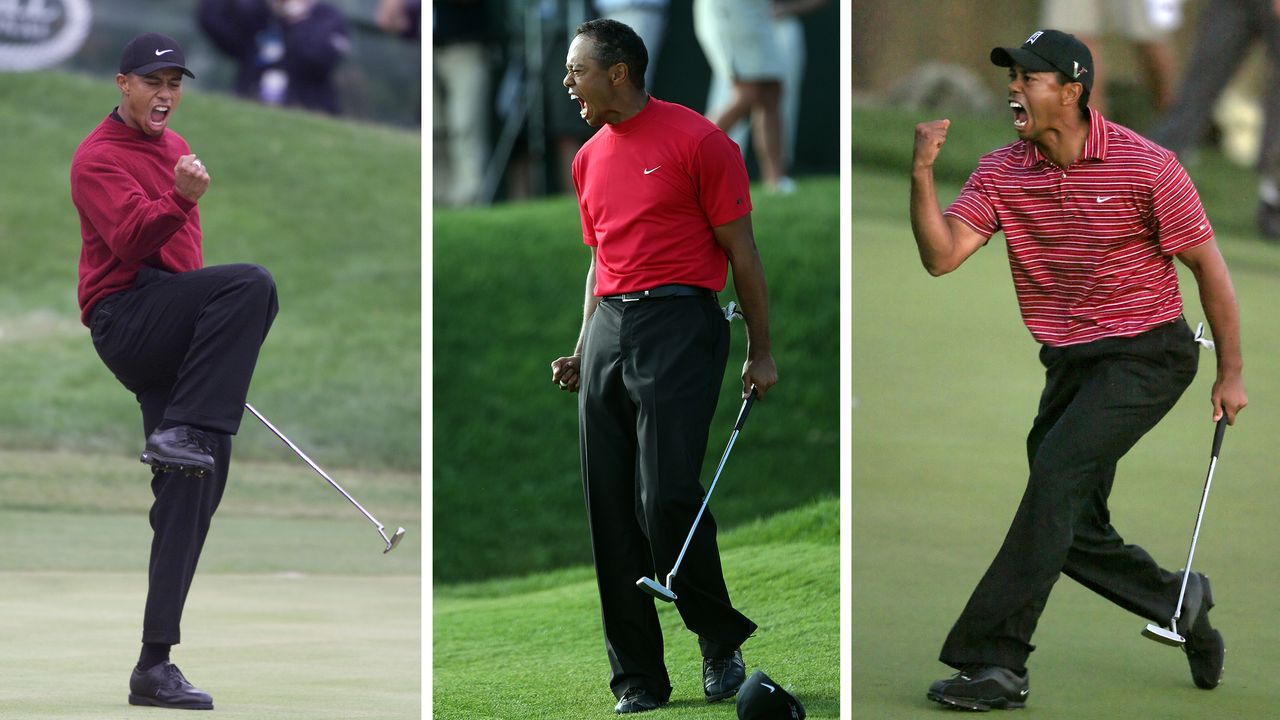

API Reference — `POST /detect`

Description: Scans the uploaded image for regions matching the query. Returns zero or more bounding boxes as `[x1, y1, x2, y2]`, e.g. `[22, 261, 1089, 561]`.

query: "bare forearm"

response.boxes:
[1195, 263, 1243, 377]
[910, 165, 961, 276]
[729, 248, 772, 358]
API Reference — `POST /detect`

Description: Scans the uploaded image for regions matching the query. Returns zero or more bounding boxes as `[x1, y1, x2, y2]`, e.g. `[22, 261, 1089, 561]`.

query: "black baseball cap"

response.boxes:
[118, 32, 195, 78]
[736, 671, 806, 720]
[990, 29, 1092, 92]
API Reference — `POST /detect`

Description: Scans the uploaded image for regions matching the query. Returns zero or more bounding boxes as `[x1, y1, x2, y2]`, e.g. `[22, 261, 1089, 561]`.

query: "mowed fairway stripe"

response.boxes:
[0, 572, 420, 719]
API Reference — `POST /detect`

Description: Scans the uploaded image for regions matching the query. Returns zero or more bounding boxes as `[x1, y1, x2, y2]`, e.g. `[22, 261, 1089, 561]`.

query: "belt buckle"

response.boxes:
[622, 289, 649, 303]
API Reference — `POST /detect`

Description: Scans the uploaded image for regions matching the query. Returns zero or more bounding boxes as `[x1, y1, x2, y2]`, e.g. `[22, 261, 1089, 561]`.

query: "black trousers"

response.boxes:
[940, 318, 1199, 674]
[89, 264, 278, 644]
[579, 295, 757, 702]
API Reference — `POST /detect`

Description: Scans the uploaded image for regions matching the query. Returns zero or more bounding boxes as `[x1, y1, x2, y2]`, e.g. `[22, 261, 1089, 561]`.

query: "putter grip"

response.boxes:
[1211, 415, 1227, 458]
[735, 386, 758, 431]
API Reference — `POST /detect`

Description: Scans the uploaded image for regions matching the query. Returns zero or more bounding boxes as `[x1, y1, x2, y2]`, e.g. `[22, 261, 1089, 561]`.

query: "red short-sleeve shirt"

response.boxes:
[572, 97, 752, 296]
[944, 108, 1213, 347]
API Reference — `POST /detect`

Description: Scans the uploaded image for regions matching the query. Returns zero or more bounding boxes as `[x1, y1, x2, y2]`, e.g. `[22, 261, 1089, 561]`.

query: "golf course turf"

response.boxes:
[0, 71, 420, 718]
[853, 102, 1280, 717]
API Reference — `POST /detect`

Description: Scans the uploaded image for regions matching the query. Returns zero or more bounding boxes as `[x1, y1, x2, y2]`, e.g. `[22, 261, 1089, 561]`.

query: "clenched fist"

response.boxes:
[913, 119, 951, 170]
[175, 154, 210, 202]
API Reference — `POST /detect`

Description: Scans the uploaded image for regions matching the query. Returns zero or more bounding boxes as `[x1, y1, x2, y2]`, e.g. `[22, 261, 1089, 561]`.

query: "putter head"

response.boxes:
[635, 576, 678, 602]
[1142, 623, 1185, 646]
[382, 527, 406, 554]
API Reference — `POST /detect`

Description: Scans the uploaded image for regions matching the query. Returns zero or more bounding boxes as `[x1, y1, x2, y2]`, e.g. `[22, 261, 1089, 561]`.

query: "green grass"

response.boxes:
[0, 572, 419, 719]
[433, 499, 840, 719]
[0, 71, 420, 471]
[0, 71, 419, 718]
[432, 178, 841, 581]
[852, 102, 1280, 716]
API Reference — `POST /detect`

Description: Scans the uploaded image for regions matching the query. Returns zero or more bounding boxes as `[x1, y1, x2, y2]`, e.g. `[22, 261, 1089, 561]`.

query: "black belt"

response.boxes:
[602, 284, 715, 302]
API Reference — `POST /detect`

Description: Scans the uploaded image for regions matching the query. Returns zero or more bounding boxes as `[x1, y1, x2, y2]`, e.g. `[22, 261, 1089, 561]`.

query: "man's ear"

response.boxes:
[116, 73, 130, 95]
[1062, 80, 1082, 108]
[610, 62, 629, 87]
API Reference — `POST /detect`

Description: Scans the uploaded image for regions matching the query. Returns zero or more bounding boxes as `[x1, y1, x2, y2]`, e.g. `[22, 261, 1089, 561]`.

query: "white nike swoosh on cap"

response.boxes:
[155, 49, 175, 56]
[762, 682, 776, 693]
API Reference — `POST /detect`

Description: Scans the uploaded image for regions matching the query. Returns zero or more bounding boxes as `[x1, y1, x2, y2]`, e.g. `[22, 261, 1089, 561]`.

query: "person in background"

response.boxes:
[1149, 0, 1280, 239]
[198, 0, 351, 115]
[1040, 0, 1184, 116]
[705, 0, 826, 185]
[694, 0, 791, 193]
[432, 0, 491, 206]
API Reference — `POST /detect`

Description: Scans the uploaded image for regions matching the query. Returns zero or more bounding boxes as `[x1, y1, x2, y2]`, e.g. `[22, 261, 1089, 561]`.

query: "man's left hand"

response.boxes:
[1211, 372, 1247, 424]
[742, 354, 778, 399]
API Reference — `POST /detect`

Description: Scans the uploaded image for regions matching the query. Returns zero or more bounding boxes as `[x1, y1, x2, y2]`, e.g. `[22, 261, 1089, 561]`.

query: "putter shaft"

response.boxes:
[244, 403, 401, 550]
[663, 388, 757, 587]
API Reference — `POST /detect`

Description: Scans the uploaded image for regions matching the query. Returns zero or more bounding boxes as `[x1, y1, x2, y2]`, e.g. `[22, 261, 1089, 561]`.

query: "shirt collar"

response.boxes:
[1021, 106, 1108, 168]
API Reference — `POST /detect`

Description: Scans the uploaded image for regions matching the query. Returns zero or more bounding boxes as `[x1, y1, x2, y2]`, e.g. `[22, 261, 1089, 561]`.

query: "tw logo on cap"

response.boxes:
[1026, 31, 1044, 44]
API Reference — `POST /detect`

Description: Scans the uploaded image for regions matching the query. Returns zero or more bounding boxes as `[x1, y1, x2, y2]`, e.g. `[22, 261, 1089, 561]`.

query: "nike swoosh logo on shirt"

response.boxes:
[155, 49, 175, 56]
[1096, 195, 1115, 203]
[644, 166, 661, 175]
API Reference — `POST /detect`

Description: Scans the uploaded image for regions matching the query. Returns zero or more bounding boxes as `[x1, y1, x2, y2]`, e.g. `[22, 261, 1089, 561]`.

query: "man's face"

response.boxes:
[564, 35, 616, 127]
[1006, 64, 1072, 139]
[116, 68, 184, 137]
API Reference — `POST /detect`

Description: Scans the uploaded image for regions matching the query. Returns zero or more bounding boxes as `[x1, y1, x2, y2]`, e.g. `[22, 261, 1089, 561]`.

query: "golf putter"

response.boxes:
[636, 386, 758, 602]
[1142, 415, 1228, 646]
[244, 403, 406, 553]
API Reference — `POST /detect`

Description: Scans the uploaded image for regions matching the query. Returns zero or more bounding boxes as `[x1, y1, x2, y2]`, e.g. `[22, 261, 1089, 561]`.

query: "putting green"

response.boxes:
[0, 571, 419, 719]
[0, 451, 420, 719]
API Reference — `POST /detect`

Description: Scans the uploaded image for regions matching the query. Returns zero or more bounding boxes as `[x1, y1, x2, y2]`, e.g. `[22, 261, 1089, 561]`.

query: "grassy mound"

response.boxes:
[432, 177, 841, 581]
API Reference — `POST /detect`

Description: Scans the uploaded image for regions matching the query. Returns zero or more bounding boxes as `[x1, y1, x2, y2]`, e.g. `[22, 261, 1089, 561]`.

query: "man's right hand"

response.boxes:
[175, 154, 210, 202]
[551, 355, 581, 393]
[913, 119, 951, 170]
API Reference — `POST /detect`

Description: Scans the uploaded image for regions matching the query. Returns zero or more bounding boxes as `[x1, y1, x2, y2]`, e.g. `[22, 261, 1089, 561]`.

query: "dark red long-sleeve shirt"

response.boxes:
[71, 112, 202, 325]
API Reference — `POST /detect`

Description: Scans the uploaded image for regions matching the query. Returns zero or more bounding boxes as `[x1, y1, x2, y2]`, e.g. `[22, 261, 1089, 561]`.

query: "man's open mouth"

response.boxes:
[570, 91, 587, 119]
[1009, 100, 1028, 130]
[150, 105, 170, 127]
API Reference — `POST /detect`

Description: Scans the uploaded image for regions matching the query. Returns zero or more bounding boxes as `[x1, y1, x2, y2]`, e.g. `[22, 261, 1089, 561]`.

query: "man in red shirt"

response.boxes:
[548, 18, 778, 715]
[911, 29, 1247, 711]
[70, 33, 278, 710]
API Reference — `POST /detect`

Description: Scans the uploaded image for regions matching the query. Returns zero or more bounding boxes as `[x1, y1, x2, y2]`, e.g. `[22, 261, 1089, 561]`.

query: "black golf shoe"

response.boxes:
[141, 425, 215, 475]
[927, 664, 1029, 711]
[615, 687, 665, 714]
[128, 661, 213, 710]
[704, 648, 746, 702]
[1180, 572, 1225, 689]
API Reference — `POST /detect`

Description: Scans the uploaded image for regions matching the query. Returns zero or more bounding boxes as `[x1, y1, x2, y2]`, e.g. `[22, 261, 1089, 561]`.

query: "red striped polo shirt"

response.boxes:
[944, 107, 1213, 347]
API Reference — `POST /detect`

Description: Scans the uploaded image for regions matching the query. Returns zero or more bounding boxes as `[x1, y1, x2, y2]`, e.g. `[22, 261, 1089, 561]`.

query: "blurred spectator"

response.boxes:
[197, 0, 351, 115]
[694, 0, 790, 193]
[595, 0, 668, 92]
[1040, 0, 1185, 116]
[376, 0, 422, 41]
[1150, 0, 1280, 238]
[376, 0, 422, 126]
[434, 0, 491, 206]
[706, 0, 824, 179]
